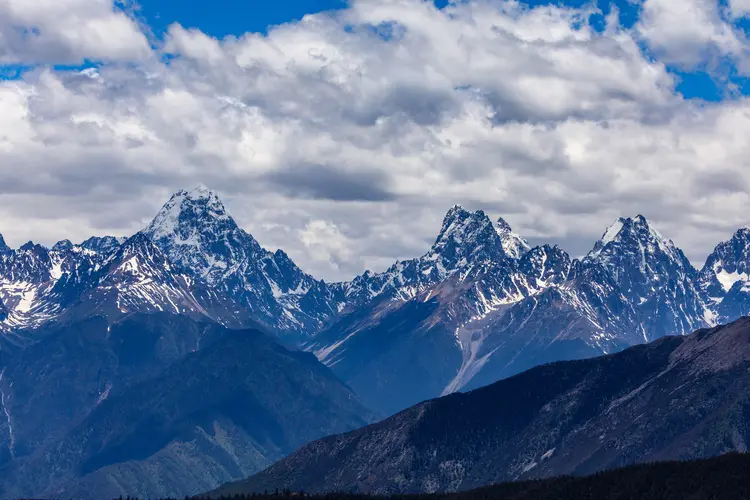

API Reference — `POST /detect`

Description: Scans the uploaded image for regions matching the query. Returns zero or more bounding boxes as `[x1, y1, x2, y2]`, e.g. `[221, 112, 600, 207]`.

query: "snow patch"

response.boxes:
[715, 267, 749, 292]
[16, 287, 36, 313]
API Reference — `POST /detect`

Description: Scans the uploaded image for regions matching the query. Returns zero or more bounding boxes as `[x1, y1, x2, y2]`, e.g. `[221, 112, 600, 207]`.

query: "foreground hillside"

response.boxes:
[216, 316, 750, 495]
[208, 452, 750, 500]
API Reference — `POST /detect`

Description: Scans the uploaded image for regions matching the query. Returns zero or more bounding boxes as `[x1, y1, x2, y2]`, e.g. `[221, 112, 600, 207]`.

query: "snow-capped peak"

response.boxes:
[588, 215, 680, 263]
[145, 186, 234, 241]
[430, 206, 507, 264]
[698, 226, 750, 301]
[495, 217, 531, 259]
[495, 217, 513, 234]
[186, 183, 213, 199]
[597, 218, 626, 250]
[106, 233, 167, 270]
[434, 206, 492, 248]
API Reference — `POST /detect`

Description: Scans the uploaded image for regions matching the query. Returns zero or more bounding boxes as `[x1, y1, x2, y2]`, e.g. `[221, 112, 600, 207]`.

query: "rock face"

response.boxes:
[218, 316, 750, 496]
[0, 313, 373, 500]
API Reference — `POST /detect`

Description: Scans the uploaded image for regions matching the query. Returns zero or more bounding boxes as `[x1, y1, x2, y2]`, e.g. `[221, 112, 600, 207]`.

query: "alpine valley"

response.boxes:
[2, 186, 750, 499]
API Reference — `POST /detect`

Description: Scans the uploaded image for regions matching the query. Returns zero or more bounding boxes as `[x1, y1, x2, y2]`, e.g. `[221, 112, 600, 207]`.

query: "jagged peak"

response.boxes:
[81, 236, 126, 255]
[588, 215, 681, 263]
[495, 217, 513, 234]
[177, 184, 217, 201]
[434, 206, 495, 249]
[52, 239, 74, 252]
[145, 186, 235, 241]
[104, 233, 173, 274]
[698, 225, 750, 286]
[116, 232, 156, 254]
[438, 204, 472, 230]
[731, 226, 750, 238]
[533, 243, 569, 255]
[0, 233, 8, 253]
[446, 203, 466, 215]
[19, 241, 47, 253]
[495, 216, 531, 259]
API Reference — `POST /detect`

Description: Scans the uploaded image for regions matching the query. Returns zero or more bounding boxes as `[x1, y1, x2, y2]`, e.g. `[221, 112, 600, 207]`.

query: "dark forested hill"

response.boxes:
[207, 452, 750, 500]
[215, 316, 750, 496]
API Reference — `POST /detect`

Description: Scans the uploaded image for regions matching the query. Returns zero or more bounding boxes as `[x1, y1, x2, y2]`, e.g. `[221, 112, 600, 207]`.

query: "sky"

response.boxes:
[1, 0, 750, 281]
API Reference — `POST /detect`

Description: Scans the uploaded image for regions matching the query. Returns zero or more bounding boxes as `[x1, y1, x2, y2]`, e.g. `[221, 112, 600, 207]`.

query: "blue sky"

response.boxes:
[136, 0, 349, 37]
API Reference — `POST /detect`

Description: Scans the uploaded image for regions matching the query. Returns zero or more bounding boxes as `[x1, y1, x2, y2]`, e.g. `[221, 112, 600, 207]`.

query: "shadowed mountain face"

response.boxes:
[219, 317, 750, 496]
[0, 313, 373, 500]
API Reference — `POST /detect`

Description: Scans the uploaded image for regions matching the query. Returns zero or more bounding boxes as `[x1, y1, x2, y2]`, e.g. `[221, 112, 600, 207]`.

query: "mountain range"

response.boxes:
[3, 186, 750, 498]
[2, 187, 750, 414]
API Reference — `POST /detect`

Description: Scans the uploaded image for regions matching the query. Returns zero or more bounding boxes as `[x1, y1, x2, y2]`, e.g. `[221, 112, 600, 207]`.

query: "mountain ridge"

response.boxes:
[2, 187, 750, 412]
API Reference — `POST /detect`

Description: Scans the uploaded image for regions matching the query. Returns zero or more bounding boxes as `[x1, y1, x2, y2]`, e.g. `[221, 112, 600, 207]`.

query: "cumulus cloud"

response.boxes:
[0, 0, 151, 64]
[299, 219, 357, 274]
[636, 0, 748, 71]
[729, 0, 750, 18]
[0, 0, 749, 280]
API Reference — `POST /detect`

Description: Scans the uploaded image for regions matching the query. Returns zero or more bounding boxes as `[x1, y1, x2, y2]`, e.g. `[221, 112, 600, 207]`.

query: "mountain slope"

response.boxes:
[0, 314, 223, 468]
[225, 316, 750, 495]
[63, 233, 209, 322]
[306, 207, 549, 413]
[0, 313, 373, 500]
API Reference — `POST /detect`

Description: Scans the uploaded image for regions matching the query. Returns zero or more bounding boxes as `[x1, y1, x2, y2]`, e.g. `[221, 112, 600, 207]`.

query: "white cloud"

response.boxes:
[0, 0, 750, 280]
[0, 0, 151, 64]
[299, 220, 356, 273]
[729, 0, 750, 18]
[636, 0, 748, 70]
